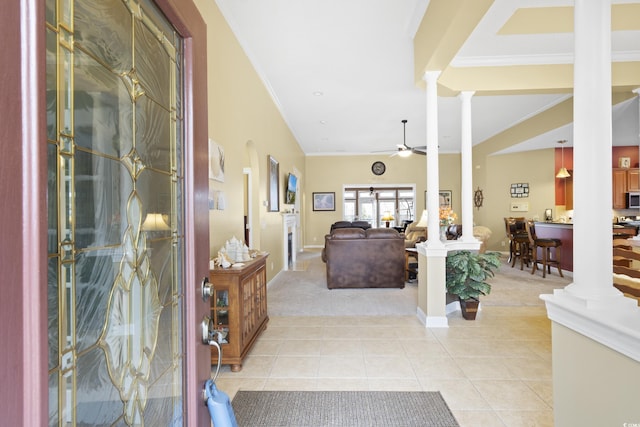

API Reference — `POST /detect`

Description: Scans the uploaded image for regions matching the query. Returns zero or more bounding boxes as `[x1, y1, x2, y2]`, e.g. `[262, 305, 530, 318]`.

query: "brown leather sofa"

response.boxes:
[321, 227, 405, 289]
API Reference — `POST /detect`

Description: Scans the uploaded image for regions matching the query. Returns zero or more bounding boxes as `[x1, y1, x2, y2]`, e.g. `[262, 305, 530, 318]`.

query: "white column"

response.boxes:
[417, 70, 448, 329]
[425, 70, 444, 246]
[542, 0, 640, 366]
[565, 0, 619, 300]
[459, 91, 479, 245]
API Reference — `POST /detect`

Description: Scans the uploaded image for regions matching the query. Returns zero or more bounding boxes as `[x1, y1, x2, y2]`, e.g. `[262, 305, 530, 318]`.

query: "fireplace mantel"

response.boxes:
[281, 213, 298, 270]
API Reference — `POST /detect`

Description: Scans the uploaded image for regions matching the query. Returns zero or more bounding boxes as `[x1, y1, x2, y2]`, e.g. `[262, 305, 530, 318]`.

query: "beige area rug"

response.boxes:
[267, 250, 571, 316]
[232, 390, 459, 427]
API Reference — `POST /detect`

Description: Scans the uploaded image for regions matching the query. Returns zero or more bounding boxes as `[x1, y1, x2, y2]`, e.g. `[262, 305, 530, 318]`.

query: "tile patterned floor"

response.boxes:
[214, 251, 566, 427]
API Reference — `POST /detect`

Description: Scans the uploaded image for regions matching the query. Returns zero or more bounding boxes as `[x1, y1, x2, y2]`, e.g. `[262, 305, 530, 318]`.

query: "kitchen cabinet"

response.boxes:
[209, 253, 269, 371]
[628, 168, 640, 192]
[613, 168, 628, 209]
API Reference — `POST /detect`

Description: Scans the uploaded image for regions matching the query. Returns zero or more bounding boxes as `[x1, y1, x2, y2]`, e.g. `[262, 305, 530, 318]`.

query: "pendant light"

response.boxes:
[556, 140, 571, 178]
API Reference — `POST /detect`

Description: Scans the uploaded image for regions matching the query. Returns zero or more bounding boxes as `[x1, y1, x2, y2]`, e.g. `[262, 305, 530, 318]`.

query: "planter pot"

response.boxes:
[459, 298, 479, 320]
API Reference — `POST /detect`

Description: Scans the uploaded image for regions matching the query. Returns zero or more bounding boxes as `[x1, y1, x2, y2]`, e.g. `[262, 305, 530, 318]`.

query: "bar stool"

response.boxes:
[525, 220, 563, 278]
[504, 217, 530, 270]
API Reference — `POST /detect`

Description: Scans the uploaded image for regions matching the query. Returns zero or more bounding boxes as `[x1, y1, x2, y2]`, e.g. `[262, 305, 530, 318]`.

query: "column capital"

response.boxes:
[422, 70, 442, 82]
[458, 90, 476, 100]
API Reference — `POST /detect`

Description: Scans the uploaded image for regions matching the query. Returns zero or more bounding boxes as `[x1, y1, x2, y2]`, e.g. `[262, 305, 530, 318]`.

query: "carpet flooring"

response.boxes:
[267, 249, 570, 316]
[232, 390, 459, 427]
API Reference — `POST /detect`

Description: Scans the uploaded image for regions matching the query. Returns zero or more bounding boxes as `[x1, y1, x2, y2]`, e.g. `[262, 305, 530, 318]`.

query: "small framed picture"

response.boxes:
[425, 190, 452, 209]
[268, 155, 279, 212]
[619, 157, 631, 168]
[312, 192, 335, 211]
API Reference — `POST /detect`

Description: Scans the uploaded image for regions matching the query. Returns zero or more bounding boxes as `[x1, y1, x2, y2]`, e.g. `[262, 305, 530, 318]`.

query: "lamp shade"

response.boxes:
[381, 211, 395, 221]
[556, 167, 571, 178]
[142, 213, 170, 231]
[416, 210, 428, 227]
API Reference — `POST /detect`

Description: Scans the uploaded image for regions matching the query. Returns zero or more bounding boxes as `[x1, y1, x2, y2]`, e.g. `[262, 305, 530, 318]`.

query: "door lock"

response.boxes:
[201, 276, 213, 301]
[201, 315, 214, 344]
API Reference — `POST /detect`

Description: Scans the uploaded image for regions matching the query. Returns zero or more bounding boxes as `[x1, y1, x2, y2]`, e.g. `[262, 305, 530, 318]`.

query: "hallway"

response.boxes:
[215, 250, 570, 426]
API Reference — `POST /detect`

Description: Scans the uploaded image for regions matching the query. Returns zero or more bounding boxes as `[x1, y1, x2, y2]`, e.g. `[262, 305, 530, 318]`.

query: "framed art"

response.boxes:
[425, 190, 452, 209]
[268, 155, 279, 212]
[510, 183, 529, 198]
[312, 192, 335, 211]
[208, 138, 225, 182]
[619, 157, 631, 168]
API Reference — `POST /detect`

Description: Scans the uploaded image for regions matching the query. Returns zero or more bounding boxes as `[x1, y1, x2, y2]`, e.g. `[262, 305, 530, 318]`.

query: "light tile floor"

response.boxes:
[215, 252, 565, 427]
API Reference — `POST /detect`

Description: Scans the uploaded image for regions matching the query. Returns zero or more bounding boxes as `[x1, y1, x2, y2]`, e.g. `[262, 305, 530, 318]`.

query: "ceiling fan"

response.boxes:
[394, 119, 426, 157]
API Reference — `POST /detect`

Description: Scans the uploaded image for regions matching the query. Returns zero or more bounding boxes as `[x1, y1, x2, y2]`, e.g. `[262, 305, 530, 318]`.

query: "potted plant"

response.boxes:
[445, 250, 501, 320]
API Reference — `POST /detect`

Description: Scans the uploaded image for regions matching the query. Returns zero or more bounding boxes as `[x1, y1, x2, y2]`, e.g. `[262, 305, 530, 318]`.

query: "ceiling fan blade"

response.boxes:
[413, 145, 426, 150]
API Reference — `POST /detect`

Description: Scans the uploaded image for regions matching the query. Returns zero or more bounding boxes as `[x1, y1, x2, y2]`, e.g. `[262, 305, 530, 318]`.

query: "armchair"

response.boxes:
[403, 221, 427, 248]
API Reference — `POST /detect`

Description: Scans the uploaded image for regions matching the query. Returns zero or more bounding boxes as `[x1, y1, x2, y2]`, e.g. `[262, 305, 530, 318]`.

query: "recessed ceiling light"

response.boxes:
[319, 120, 327, 125]
[313, 91, 323, 96]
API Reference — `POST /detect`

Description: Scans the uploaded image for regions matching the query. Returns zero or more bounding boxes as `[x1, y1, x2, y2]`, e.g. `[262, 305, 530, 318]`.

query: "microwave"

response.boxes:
[627, 192, 640, 209]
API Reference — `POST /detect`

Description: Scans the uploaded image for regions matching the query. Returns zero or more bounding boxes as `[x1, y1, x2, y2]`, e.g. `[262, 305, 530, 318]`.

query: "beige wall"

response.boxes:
[191, 2, 571, 272]
[552, 323, 640, 426]
[474, 148, 557, 251]
[194, 0, 306, 280]
[303, 153, 461, 246]
[304, 149, 559, 252]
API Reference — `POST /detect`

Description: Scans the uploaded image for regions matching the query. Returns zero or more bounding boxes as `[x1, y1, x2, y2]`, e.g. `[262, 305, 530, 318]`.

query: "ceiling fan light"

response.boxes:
[556, 167, 571, 178]
[398, 149, 412, 157]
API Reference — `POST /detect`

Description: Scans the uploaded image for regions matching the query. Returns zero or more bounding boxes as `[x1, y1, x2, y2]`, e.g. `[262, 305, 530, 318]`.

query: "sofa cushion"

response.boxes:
[366, 228, 401, 239]
[351, 220, 372, 230]
[331, 228, 366, 239]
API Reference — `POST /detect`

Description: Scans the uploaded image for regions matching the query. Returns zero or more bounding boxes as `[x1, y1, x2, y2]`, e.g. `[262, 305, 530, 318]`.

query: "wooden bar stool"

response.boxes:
[504, 217, 530, 270]
[525, 220, 563, 278]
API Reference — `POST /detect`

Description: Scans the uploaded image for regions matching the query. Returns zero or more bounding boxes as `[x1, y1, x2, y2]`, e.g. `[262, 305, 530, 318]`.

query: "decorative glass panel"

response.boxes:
[74, 48, 133, 157]
[48, 0, 184, 424]
[74, 0, 132, 74]
[47, 257, 59, 370]
[46, 28, 57, 141]
[135, 19, 171, 109]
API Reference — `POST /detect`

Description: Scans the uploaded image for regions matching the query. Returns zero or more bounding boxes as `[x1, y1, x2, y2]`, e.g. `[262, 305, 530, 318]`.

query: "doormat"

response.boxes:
[232, 390, 459, 426]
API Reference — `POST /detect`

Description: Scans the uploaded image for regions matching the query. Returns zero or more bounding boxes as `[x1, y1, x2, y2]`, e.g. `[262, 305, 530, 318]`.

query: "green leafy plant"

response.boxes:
[445, 250, 501, 301]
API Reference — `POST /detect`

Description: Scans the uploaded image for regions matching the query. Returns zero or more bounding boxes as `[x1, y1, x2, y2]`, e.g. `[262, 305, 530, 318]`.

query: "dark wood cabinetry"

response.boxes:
[628, 169, 640, 192]
[613, 168, 631, 209]
[209, 253, 269, 371]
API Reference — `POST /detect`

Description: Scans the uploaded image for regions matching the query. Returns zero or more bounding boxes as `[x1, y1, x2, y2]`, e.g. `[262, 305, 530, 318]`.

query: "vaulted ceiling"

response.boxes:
[215, 0, 640, 156]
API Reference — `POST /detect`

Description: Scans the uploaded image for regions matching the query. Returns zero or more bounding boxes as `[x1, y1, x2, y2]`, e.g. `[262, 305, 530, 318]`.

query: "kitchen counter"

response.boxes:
[534, 222, 637, 272]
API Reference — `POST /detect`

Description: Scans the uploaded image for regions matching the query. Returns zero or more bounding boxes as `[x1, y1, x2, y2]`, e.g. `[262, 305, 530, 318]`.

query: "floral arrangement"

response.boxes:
[439, 206, 457, 226]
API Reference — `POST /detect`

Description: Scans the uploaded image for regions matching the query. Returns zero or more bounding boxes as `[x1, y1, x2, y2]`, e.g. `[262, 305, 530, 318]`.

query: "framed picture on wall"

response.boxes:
[268, 155, 279, 212]
[312, 192, 335, 211]
[425, 190, 452, 209]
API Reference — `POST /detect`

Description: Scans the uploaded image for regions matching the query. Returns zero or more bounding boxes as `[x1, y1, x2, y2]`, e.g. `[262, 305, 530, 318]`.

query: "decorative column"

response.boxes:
[459, 91, 479, 245]
[541, 4, 640, 424]
[565, 0, 618, 300]
[417, 70, 448, 329]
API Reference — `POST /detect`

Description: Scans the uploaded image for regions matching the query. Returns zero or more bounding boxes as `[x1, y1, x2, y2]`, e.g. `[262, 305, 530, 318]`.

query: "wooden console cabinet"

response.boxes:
[209, 253, 269, 371]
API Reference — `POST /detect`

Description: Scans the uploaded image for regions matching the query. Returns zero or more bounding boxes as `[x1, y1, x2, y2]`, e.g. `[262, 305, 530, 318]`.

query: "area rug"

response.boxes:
[232, 390, 459, 427]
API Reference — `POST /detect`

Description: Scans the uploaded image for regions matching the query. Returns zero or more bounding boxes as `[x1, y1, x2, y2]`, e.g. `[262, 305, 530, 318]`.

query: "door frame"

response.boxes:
[0, 0, 211, 425]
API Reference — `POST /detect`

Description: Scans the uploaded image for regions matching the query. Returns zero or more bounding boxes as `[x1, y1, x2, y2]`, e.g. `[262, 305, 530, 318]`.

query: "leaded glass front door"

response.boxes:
[46, 0, 185, 424]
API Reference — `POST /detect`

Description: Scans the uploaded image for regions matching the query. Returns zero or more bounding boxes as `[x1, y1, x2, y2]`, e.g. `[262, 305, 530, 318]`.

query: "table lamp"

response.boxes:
[381, 211, 395, 228]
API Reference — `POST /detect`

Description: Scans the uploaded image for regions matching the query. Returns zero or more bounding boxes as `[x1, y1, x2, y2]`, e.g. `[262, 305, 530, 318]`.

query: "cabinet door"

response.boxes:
[255, 264, 267, 324]
[240, 275, 255, 345]
[565, 176, 573, 211]
[613, 169, 628, 208]
[628, 169, 640, 192]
